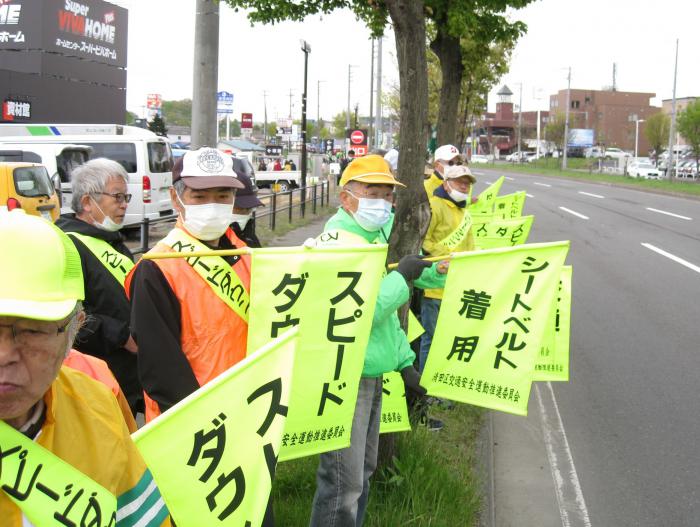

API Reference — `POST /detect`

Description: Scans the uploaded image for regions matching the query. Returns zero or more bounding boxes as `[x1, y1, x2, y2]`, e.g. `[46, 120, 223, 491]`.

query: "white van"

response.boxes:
[0, 126, 173, 227]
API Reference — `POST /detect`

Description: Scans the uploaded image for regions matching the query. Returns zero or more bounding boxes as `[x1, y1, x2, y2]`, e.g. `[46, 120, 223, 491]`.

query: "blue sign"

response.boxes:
[217, 91, 234, 114]
[568, 128, 594, 148]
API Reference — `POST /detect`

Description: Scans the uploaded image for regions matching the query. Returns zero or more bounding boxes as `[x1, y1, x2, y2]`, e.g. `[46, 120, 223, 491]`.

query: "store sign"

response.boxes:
[2, 99, 31, 121]
[146, 93, 162, 110]
[0, 2, 26, 46]
[217, 91, 233, 114]
[265, 145, 283, 156]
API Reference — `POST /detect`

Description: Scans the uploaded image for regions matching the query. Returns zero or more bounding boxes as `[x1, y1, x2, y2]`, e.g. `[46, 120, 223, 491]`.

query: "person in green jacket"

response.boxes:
[309, 155, 447, 527]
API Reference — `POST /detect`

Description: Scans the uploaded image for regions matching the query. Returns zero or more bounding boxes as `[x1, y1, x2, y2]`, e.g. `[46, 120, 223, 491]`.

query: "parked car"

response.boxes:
[584, 146, 604, 158]
[469, 154, 492, 164]
[604, 147, 632, 160]
[627, 160, 661, 179]
[0, 162, 61, 221]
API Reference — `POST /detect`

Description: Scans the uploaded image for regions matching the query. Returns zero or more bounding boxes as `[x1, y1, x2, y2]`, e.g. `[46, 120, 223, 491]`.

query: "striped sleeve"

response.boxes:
[116, 469, 170, 527]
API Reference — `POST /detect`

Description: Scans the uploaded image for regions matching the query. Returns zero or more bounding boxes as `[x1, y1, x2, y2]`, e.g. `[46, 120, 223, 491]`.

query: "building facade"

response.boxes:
[662, 97, 698, 146]
[549, 89, 658, 154]
[0, 0, 128, 124]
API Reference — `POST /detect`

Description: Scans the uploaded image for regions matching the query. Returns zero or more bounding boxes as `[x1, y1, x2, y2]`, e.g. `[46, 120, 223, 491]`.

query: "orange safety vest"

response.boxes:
[62, 349, 138, 433]
[126, 224, 251, 422]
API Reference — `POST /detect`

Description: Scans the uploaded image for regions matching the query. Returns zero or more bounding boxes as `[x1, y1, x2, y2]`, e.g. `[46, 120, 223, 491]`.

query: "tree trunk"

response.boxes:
[431, 28, 464, 147]
[379, 0, 430, 469]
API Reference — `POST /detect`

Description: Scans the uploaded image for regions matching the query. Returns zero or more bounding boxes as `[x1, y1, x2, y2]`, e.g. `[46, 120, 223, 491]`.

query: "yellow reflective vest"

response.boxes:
[0, 367, 171, 527]
[422, 191, 475, 300]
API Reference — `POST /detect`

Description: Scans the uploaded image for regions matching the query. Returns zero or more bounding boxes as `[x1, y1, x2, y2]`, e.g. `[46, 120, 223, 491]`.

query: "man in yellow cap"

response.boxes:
[419, 164, 477, 374]
[0, 210, 169, 527]
[309, 155, 447, 527]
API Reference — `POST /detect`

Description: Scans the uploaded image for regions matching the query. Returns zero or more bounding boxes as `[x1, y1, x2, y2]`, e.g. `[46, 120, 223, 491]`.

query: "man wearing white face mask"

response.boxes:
[418, 164, 476, 373]
[231, 171, 264, 248]
[56, 158, 143, 415]
[310, 155, 448, 527]
[125, 148, 249, 423]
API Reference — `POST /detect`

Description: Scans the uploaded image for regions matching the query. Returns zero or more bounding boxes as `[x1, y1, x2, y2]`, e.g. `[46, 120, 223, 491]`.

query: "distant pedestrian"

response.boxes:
[231, 171, 264, 248]
[273, 158, 283, 171]
[290, 159, 297, 170]
[258, 159, 267, 171]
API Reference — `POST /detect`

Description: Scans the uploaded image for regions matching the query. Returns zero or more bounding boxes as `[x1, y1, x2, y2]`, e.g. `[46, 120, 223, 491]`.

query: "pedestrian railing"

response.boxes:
[131, 180, 333, 256]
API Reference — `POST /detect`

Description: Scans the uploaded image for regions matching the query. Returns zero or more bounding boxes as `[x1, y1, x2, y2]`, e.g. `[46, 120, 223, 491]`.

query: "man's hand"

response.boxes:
[396, 255, 432, 282]
[124, 335, 138, 354]
[437, 259, 450, 275]
[400, 365, 427, 396]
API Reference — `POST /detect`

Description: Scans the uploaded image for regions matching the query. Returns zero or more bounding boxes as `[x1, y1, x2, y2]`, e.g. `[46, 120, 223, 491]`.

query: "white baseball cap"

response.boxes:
[174, 148, 244, 189]
[434, 144, 462, 163]
[383, 148, 399, 171]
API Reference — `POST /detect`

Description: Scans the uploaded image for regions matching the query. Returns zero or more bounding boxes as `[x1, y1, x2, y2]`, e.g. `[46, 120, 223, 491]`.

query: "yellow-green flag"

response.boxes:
[132, 328, 298, 527]
[494, 191, 526, 220]
[471, 176, 505, 213]
[379, 371, 412, 434]
[473, 215, 534, 250]
[533, 266, 572, 382]
[248, 246, 387, 461]
[407, 310, 425, 343]
[421, 242, 569, 415]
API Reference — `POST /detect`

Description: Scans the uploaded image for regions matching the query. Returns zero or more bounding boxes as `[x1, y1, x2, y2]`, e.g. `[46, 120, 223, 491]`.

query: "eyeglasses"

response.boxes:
[447, 159, 464, 166]
[0, 319, 73, 348]
[94, 192, 132, 204]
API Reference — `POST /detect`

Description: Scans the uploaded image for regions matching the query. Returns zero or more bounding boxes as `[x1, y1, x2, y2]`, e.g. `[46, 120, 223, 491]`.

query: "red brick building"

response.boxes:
[548, 89, 659, 153]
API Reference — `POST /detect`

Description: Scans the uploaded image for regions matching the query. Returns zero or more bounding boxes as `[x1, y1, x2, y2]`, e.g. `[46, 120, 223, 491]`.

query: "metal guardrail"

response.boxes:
[131, 180, 332, 256]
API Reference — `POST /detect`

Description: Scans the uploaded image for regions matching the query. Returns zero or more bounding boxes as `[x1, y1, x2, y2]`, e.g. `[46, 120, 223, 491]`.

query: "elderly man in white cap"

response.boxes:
[126, 148, 249, 422]
[425, 144, 465, 196]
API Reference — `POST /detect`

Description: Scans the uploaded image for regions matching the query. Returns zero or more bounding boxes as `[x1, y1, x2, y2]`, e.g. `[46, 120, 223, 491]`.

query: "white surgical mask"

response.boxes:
[446, 182, 470, 203]
[90, 197, 122, 232]
[177, 194, 235, 241]
[231, 213, 252, 230]
[347, 191, 392, 232]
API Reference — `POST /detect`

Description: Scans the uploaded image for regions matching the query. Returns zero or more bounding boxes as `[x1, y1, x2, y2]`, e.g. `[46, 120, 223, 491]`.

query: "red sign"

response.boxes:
[350, 146, 367, 156]
[241, 113, 253, 129]
[350, 130, 365, 145]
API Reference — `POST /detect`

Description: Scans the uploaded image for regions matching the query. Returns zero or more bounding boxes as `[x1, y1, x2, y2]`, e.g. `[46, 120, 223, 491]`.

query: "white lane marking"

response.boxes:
[559, 207, 589, 220]
[526, 193, 534, 198]
[578, 191, 604, 199]
[536, 383, 592, 527]
[505, 176, 515, 181]
[534, 182, 552, 187]
[645, 207, 692, 221]
[641, 243, 700, 274]
[484, 180, 493, 184]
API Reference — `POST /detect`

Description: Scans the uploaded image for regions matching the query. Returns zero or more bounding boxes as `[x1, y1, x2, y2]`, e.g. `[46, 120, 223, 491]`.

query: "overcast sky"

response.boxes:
[111, 0, 698, 123]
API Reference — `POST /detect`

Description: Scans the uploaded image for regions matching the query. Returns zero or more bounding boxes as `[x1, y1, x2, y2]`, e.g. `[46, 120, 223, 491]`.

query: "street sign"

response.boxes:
[241, 113, 253, 129]
[146, 94, 162, 110]
[324, 138, 335, 153]
[217, 91, 234, 114]
[350, 130, 365, 145]
[265, 145, 284, 156]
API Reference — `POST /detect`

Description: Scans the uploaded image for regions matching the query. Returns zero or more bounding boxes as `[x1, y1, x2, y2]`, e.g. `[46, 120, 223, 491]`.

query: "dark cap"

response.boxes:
[233, 171, 264, 208]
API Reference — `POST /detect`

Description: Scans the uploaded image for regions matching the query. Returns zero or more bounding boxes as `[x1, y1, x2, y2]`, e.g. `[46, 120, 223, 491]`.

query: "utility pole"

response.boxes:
[191, 0, 219, 149]
[368, 39, 375, 150]
[563, 67, 571, 170]
[517, 82, 523, 160]
[300, 40, 311, 215]
[666, 39, 679, 181]
[316, 80, 325, 127]
[375, 37, 383, 149]
[346, 65, 352, 133]
[263, 90, 268, 144]
[288, 89, 294, 119]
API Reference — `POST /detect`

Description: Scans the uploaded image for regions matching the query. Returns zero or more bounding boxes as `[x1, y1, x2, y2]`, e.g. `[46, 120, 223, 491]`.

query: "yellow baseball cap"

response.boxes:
[339, 154, 406, 187]
[0, 210, 84, 321]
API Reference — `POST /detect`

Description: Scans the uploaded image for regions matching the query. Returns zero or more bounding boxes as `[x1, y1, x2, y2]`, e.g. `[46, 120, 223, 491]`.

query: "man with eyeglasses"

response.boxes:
[424, 143, 465, 196]
[309, 155, 448, 527]
[56, 158, 142, 416]
[0, 210, 170, 526]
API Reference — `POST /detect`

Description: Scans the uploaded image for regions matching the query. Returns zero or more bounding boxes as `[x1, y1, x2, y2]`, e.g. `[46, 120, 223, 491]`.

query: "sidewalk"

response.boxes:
[267, 213, 333, 247]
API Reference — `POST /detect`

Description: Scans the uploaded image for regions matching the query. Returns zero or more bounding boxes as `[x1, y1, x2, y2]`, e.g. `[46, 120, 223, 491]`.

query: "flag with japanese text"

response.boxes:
[473, 215, 534, 250]
[0, 421, 117, 527]
[470, 176, 505, 216]
[533, 265, 572, 382]
[247, 245, 387, 461]
[493, 191, 526, 220]
[379, 372, 412, 434]
[421, 242, 570, 415]
[132, 328, 298, 527]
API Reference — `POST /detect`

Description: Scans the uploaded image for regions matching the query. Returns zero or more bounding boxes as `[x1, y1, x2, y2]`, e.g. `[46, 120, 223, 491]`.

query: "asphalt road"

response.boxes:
[472, 166, 700, 526]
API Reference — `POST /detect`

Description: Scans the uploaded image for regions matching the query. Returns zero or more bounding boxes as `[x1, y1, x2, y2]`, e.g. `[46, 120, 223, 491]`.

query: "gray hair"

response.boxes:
[64, 301, 84, 355]
[70, 158, 129, 213]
